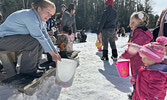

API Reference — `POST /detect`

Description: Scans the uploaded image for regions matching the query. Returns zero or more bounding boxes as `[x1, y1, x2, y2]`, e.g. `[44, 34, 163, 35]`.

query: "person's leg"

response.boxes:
[101, 30, 110, 60]
[41, 36, 56, 68]
[0, 35, 42, 74]
[128, 83, 136, 100]
[85, 35, 87, 41]
[108, 30, 118, 61]
[83, 35, 87, 42]
[102, 30, 109, 51]
[80, 35, 84, 42]
[109, 38, 117, 57]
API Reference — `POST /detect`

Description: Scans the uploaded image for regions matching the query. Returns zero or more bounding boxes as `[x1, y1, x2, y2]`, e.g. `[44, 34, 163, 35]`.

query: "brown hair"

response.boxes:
[130, 11, 149, 26]
[67, 3, 75, 12]
[31, 0, 56, 12]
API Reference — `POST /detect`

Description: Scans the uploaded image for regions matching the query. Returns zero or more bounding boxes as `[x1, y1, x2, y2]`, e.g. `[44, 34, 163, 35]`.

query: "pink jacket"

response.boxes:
[121, 27, 153, 77]
[132, 64, 167, 100]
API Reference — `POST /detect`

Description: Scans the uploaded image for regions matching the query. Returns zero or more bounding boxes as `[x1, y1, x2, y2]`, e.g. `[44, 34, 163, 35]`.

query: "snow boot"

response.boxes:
[101, 50, 108, 61]
[128, 91, 134, 100]
[111, 49, 118, 62]
[128, 94, 132, 100]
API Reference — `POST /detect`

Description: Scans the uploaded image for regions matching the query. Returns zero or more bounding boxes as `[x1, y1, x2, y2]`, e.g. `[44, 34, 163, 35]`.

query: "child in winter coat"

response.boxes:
[119, 11, 153, 99]
[129, 36, 167, 100]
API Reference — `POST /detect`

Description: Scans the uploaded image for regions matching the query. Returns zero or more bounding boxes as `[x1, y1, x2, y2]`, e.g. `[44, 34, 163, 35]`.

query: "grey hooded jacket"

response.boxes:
[60, 11, 77, 33]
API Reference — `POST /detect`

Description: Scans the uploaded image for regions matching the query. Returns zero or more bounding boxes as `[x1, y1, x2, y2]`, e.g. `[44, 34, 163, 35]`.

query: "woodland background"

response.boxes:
[0, 0, 159, 32]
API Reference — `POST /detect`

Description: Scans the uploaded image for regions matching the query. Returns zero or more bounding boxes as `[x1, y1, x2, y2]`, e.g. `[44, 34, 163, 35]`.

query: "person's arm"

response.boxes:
[25, 20, 61, 62]
[42, 23, 61, 61]
[97, 11, 107, 35]
[42, 24, 57, 51]
[156, 10, 164, 26]
[25, 20, 54, 52]
[49, 51, 61, 62]
[120, 49, 133, 59]
[121, 31, 149, 59]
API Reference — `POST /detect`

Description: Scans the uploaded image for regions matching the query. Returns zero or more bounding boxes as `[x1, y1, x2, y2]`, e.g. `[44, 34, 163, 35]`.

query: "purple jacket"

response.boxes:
[121, 27, 153, 77]
[133, 64, 167, 100]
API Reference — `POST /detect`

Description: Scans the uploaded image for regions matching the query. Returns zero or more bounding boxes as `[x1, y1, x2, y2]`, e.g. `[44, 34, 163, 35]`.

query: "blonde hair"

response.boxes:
[130, 11, 149, 26]
[31, 0, 56, 12]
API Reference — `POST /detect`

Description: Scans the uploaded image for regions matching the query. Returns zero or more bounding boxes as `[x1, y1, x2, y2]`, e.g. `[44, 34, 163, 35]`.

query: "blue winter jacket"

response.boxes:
[0, 9, 57, 53]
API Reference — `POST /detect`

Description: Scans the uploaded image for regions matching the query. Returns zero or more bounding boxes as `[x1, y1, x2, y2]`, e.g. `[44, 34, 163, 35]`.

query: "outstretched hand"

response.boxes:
[50, 51, 61, 63]
[121, 43, 142, 55]
[55, 52, 61, 61]
[97, 33, 101, 40]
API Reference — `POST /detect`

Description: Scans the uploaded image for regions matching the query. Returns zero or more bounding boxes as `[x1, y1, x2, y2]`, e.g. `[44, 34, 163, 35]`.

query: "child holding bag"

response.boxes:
[119, 11, 153, 99]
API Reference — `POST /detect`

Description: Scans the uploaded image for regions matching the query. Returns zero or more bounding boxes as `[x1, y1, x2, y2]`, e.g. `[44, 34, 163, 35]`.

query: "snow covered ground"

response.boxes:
[0, 33, 165, 100]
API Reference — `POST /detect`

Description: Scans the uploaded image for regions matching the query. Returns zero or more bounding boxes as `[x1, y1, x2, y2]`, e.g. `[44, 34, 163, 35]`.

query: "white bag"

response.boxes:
[55, 58, 77, 87]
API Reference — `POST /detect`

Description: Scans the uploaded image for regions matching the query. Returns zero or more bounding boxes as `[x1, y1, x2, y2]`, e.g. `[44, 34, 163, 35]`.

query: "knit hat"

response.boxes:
[105, 0, 113, 6]
[139, 36, 167, 63]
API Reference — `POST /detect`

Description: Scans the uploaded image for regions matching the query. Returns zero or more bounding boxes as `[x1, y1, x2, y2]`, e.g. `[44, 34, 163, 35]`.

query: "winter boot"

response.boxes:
[128, 91, 134, 100]
[101, 50, 108, 61]
[128, 94, 132, 100]
[111, 49, 118, 62]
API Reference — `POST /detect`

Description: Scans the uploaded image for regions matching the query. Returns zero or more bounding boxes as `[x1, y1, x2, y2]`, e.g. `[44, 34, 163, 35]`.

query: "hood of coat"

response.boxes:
[147, 63, 167, 73]
[135, 26, 153, 41]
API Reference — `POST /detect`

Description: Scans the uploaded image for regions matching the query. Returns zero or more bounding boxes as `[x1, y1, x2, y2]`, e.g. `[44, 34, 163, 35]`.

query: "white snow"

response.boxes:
[0, 33, 166, 100]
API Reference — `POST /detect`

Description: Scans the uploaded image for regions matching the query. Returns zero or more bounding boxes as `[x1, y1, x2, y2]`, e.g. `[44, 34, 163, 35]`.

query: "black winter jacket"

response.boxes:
[97, 5, 117, 34]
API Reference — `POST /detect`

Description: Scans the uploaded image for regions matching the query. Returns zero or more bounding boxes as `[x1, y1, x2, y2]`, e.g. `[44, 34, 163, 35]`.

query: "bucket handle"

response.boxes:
[115, 58, 129, 64]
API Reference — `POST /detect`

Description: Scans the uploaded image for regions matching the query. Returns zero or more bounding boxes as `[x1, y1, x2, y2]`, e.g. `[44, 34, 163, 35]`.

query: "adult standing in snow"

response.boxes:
[60, 3, 77, 37]
[154, 7, 167, 39]
[119, 11, 153, 99]
[97, 0, 118, 61]
[0, 0, 61, 78]
[153, 8, 167, 61]
[58, 3, 77, 58]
